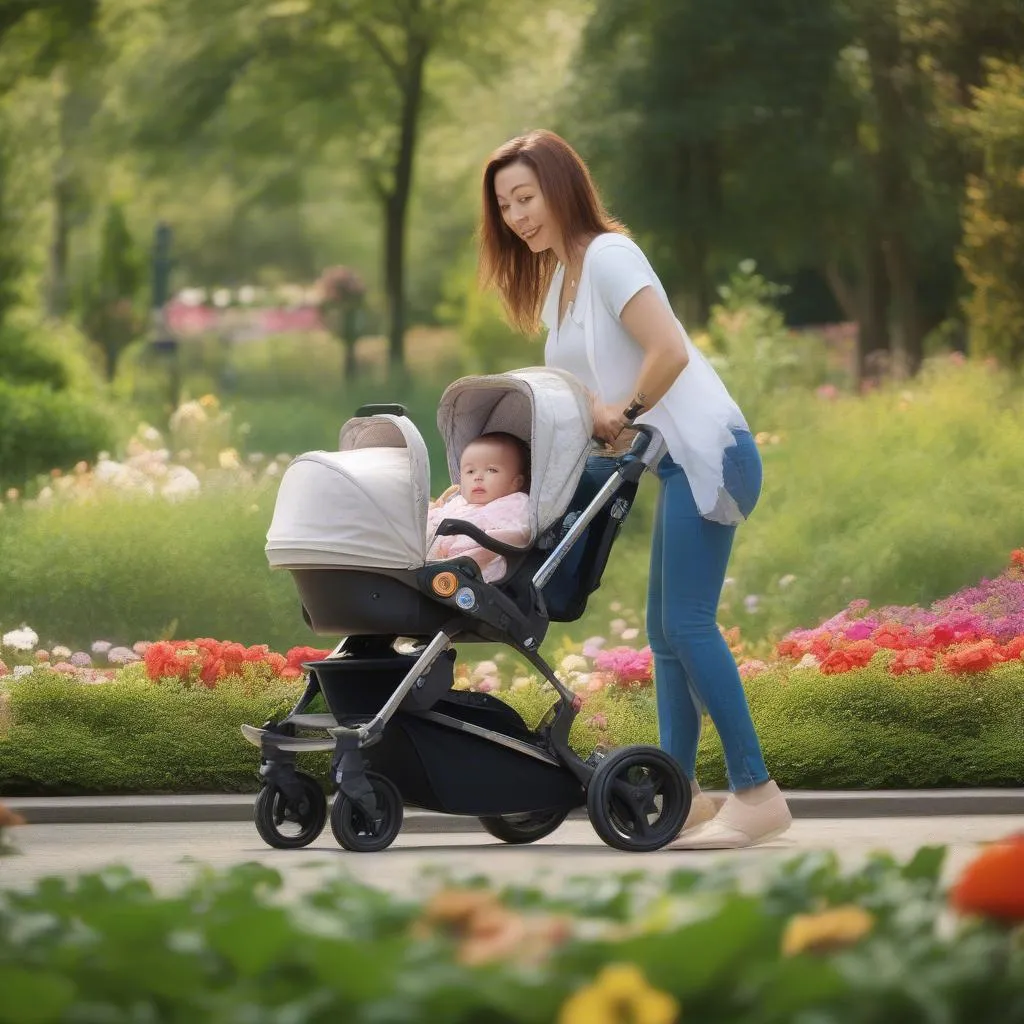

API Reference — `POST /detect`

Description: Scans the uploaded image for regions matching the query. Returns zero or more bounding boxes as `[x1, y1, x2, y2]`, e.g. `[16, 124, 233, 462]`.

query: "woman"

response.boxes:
[478, 129, 791, 849]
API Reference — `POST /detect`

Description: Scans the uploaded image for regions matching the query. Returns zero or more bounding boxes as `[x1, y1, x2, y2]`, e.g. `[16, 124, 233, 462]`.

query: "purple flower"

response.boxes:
[107, 646, 140, 665]
[70, 652, 93, 668]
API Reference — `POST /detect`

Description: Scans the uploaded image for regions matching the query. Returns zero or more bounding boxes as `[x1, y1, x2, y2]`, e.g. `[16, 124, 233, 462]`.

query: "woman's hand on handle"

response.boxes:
[592, 402, 629, 445]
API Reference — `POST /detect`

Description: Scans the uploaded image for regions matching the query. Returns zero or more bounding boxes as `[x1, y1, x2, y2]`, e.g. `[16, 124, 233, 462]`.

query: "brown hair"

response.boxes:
[479, 129, 626, 334]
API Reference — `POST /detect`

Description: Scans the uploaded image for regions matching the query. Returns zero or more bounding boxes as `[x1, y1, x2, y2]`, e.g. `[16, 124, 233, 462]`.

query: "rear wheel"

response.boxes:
[331, 772, 404, 852]
[253, 771, 328, 849]
[586, 746, 690, 852]
[478, 808, 569, 844]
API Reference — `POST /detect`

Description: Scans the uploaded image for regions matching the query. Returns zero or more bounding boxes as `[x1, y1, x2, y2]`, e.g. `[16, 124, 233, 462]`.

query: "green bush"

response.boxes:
[0, 325, 68, 389]
[0, 672, 322, 796]
[0, 380, 114, 490]
[2, 663, 1020, 795]
[0, 487, 319, 652]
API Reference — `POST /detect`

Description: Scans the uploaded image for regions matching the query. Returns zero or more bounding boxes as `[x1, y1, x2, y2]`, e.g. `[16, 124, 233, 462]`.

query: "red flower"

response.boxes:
[810, 633, 836, 660]
[944, 640, 1003, 674]
[1010, 549, 1024, 569]
[1001, 636, 1024, 661]
[870, 625, 911, 650]
[951, 833, 1024, 921]
[927, 623, 957, 648]
[820, 650, 855, 674]
[889, 649, 936, 676]
[842, 640, 878, 668]
[776, 638, 805, 658]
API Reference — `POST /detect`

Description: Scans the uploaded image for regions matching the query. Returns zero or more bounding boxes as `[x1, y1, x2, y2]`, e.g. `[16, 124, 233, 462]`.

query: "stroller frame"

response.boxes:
[244, 423, 693, 853]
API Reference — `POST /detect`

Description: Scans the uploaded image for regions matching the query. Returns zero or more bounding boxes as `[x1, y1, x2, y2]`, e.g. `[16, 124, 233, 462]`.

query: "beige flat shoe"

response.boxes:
[678, 792, 718, 834]
[670, 781, 792, 850]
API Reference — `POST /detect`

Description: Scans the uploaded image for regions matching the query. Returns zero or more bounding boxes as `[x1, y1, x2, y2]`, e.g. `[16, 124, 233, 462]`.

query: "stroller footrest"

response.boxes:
[241, 724, 336, 753]
[286, 713, 338, 730]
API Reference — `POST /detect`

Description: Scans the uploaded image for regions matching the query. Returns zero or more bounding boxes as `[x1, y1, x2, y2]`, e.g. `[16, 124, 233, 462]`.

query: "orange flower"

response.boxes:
[776, 637, 805, 658]
[820, 650, 855, 674]
[810, 633, 836, 660]
[1010, 549, 1024, 569]
[0, 801, 25, 829]
[944, 640, 1003, 674]
[842, 639, 877, 668]
[889, 649, 936, 676]
[870, 624, 912, 650]
[950, 833, 1024, 921]
[1001, 636, 1024, 661]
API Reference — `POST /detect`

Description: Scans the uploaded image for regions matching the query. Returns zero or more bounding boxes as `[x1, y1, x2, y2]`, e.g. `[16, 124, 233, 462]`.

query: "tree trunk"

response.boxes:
[864, 10, 925, 377]
[383, 35, 427, 376]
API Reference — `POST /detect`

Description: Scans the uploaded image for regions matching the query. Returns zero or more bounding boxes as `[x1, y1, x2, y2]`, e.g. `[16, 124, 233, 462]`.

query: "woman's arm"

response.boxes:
[592, 286, 689, 444]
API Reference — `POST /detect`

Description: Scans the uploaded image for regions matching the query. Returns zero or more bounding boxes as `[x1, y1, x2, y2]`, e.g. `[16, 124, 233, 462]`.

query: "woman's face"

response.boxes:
[493, 161, 558, 255]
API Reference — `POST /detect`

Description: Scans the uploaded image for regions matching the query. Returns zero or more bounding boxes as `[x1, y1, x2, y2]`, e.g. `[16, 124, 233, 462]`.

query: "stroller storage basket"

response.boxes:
[311, 649, 456, 716]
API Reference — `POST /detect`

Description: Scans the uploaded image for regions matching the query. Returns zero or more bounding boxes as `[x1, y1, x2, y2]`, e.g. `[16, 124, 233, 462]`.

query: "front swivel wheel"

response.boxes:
[253, 771, 328, 849]
[330, 772, 404, 852]
[586, 746, 690, 852]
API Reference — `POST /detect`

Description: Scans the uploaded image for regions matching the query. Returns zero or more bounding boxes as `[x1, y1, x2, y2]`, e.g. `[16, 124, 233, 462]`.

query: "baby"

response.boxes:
[426, 432, 531, 583]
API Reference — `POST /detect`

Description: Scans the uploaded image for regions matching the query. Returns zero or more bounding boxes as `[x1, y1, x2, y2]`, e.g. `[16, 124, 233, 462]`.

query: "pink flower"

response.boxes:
[0, 660, 8, 676]
[475, 676, 499, 693]
[595, 646, 653, 687]
[587, 713, 608, 730]
[738, 659, 768, 679]
[581, 636, 607, 659]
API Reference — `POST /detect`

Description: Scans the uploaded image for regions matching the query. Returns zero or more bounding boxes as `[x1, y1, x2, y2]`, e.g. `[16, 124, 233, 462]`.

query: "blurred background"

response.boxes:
[1, 0, 1023, 653]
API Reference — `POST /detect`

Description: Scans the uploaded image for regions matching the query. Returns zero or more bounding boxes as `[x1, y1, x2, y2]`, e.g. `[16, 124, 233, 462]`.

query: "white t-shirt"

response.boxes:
[542, 233, 749, 524]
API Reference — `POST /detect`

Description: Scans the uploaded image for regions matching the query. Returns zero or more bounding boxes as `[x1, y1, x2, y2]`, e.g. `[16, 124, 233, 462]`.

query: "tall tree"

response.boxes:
[104, 0, 523, 372]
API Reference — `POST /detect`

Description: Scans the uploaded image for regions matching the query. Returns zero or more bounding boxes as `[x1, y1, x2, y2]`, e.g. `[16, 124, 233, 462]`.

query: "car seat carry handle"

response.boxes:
[354, 403, 407, 418]
[434, 518, 529, 559]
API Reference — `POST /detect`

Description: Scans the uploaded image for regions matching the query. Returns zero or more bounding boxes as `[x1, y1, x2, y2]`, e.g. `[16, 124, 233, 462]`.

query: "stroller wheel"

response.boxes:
[331, 772, 404, 852]
[253, 771, 328, 849]
[586, 746, 691, 852]
[478, 808, 569, 844]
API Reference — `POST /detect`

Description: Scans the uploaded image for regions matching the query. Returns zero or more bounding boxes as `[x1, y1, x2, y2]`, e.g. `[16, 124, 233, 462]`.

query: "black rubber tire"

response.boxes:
[478, 808, 570, 844]
[586, 745, 691, 852]
[253, 771, 328, 849]
[330, 772, 404, 852]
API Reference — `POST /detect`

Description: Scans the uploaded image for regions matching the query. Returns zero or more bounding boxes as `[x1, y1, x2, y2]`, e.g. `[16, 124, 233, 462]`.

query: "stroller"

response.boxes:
[243, 367, 691, 852]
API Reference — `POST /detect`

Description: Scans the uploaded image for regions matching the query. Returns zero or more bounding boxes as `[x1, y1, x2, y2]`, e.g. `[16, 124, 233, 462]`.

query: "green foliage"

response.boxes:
[0, 486, 318, 652]
[1, 848, 1019, 1024]
[958, 60, 1024, 366]
[77, 201, 144, 381]
[701, 262, 832, 430]
[0, 672, 316, 795]
[3, 662, 1020, 795]
[0, 379, 112, 490]
[0, 325, 67, 389]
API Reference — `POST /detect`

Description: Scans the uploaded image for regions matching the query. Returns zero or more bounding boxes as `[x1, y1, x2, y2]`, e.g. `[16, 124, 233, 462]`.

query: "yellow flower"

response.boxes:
[559, 963, 679, 1024]
[198, 394, 219, 409]
[218, 448, 241, 470]
[781, 905, 874, 956]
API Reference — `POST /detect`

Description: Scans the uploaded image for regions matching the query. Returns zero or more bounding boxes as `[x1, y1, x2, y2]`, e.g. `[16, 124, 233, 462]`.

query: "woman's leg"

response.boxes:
[655, 460, 770, 791]
[646, 467, 704, 781]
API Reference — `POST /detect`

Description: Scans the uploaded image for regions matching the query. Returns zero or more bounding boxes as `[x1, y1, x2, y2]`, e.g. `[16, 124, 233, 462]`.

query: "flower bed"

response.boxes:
[2, 552, 1023, 794]
[0, 841, 1021, 1022]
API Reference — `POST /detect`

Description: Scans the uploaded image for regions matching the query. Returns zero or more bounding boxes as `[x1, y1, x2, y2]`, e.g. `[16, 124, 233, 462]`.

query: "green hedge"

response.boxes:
[2, 664, 1021, 795]
[0, 381, 113, 490]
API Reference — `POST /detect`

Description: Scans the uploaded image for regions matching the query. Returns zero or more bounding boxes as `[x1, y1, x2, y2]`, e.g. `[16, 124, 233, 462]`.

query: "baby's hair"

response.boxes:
[471, 431, 531, 491]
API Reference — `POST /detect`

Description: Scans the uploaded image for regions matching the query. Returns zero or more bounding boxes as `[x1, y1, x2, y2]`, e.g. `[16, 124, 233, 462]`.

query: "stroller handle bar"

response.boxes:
[532, 425, 666, 591]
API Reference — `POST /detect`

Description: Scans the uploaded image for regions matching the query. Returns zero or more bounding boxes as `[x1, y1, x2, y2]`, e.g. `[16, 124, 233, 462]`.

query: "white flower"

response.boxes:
[621, 627, 640, 641]
[51, 645, 72, 659]
[559, 654, 589, 673]
[743, 595, 761, 614]
[161, 466, 201, 501]
[511, 676, 533, 691]
[2, 626, 38, 651]
[36, 486, 54, 504]
[471, 660, 498, 680]
[797, 653, 820, 669]
[140, 425, 163, 444]
[12, 664, 34, 679]
[609, 601, 623, 613]
[91, 641, 112, 655]
[779, 574, 797, 589]
[723, 577, 735, 588]
[609, 618, 627, 636]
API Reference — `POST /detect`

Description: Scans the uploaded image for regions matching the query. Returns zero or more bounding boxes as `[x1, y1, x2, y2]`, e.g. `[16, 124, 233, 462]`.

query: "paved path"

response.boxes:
[3, 816, 1019, 899]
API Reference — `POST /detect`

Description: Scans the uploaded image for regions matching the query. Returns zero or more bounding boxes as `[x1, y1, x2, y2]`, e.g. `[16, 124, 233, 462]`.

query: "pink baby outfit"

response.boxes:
[426, 491, 531, 583]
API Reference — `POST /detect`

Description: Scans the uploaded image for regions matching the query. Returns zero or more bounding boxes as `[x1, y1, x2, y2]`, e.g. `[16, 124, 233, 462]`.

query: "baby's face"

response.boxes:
[459, 439, 525, 505]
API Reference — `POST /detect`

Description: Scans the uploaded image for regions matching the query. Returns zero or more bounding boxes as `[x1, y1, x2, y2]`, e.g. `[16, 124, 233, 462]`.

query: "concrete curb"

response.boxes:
[6, 789, 1023, 828]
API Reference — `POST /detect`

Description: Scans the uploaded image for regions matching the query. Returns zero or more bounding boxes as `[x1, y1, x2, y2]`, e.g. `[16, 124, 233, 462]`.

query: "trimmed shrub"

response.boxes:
[0, 672, 325, 796]
[2, 663, 1020, 795]
[0, 381, 113, 490]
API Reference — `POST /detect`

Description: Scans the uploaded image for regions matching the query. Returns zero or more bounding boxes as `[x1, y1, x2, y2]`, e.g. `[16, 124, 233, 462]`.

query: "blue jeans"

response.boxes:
[646, 430, 770, 791]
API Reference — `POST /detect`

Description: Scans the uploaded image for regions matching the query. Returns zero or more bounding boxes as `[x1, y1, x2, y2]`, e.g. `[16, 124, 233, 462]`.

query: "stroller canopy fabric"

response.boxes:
[437, 367, 593, 538]
[266, 367, 594, 572]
